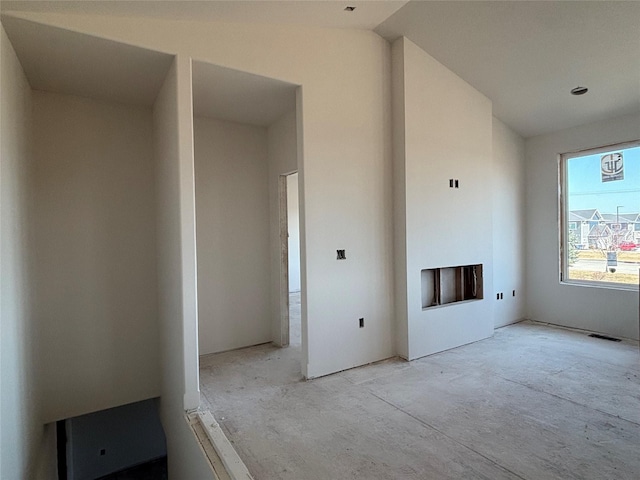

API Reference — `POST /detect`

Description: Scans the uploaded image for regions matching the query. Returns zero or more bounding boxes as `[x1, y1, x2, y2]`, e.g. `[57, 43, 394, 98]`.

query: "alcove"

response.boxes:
[2, 15, 174, 422]
[191, 60, 300, 356]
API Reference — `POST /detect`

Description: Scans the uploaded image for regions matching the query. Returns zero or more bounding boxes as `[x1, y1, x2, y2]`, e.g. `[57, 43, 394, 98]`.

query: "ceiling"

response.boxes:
[1, 15, 173, 107]
[0, 0, 409, 30]
[376, 1, 640, 138]
[2, 1, 638, 138]
[192, 60, 297, 127]
[2, 14, 296, 125]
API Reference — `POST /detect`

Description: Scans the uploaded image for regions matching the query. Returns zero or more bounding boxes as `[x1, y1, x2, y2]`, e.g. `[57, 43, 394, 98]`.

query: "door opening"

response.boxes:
[279, 172, 300, 347]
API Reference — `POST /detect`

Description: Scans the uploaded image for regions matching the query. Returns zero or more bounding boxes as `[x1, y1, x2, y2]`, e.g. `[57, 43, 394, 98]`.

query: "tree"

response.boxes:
[589, 224, 614, 272]
[568, 230, 579, 266]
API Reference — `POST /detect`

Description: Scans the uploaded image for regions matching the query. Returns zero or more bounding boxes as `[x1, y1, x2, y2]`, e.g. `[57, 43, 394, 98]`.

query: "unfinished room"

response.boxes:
[1, 2, 638, 480]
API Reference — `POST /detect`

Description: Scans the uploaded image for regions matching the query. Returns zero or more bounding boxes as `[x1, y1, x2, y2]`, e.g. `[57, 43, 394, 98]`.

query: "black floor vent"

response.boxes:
[588, 333, 621, 342]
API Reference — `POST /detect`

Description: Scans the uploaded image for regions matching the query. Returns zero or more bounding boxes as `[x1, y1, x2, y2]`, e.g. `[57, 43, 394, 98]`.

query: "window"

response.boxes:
[560, 141, 640, 289]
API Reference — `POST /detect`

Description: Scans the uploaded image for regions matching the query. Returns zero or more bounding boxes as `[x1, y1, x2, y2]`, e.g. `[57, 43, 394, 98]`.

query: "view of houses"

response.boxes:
[569, 209, 640, 251]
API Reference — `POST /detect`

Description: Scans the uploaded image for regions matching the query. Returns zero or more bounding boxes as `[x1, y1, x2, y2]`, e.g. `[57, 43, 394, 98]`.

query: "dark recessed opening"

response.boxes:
[588, 333, 621, 342]
[570, 86, 588, 95]
[344, 6, 356, 12]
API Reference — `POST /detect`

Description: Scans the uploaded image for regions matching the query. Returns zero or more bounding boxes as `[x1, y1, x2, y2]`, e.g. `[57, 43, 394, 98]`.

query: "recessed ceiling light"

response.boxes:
[571, 86, 588, 96]
[344, 6, 356, 12]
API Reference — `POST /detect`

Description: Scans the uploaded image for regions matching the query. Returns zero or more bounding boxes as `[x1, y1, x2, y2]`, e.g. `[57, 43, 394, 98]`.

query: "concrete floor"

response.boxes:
[199, 294, 640, 479]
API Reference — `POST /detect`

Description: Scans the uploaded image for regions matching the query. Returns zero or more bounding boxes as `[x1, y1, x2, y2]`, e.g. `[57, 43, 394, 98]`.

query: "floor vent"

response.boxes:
[588, 333, 621, 342]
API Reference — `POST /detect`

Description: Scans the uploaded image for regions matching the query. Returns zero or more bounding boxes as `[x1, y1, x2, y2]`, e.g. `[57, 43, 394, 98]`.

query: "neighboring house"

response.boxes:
[568, 209, 603, 248]
[569, 209, 638, 249]
[601, 212, 640, 243]
[629, 213, 640, 243]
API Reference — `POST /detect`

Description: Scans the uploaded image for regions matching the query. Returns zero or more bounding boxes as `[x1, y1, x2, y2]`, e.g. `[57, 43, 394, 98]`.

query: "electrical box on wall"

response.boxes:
[421, 264, 483, 309]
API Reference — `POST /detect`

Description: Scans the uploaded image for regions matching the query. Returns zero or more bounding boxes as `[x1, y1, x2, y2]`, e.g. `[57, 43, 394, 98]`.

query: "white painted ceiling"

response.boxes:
[376, 1, 640, 138]
[0, 0, 409, 30]
[1, 14, 296, 125]
[2, 1, 638, 137]
[192, 60, 296, 127]
[1, 15, 173, 107]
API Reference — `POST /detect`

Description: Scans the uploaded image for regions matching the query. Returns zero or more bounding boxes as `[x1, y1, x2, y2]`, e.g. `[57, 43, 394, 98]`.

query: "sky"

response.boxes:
[567, 145, 640, 215]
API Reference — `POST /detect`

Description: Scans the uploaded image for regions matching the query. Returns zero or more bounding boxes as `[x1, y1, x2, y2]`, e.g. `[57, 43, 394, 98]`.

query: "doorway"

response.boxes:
[279, 172, 301, 347]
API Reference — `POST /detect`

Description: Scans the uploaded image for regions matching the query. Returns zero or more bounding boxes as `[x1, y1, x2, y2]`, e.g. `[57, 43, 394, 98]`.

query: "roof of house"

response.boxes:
[600, 213, 640, 223]
[570, 209, 601, 221]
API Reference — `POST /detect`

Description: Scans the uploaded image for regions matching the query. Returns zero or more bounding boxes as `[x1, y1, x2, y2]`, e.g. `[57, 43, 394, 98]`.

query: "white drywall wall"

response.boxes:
[31, 91, 160, 423]
[391, 37, 409, 359]
[525, 113, 640, 340]
[287, 173, 301, 292]
[195, 116, 271, 355]
[492, 117, 527, 328]
[393, 37, 494, 360]
[1, 25, 38, 479]
[153, 57, 213, 479]
[9, 12, 395, 379]
[1, 26, 75, 480]
[67, 399, 166, 480]
[267, 110, 298, 347]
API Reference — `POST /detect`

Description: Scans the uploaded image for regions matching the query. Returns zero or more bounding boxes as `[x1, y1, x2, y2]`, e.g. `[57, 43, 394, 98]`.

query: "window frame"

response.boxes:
[559, 140, 640, 291]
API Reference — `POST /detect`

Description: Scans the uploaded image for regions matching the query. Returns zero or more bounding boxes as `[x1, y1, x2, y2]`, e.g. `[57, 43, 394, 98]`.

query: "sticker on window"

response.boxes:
[601, 152, 624, 182]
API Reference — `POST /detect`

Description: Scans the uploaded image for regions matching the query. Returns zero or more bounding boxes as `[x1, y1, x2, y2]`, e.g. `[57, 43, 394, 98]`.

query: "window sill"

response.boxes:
[560, 278, 639, 292]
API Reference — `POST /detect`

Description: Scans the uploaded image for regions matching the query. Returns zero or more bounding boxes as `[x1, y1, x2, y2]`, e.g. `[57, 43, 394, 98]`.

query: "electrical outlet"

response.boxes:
[337, 249, 346, 260]
[512, 290, 516, 296]
[359, 318, 364, 328]
[100, 449, 106, 456]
